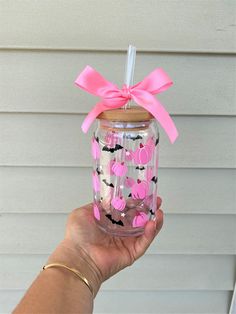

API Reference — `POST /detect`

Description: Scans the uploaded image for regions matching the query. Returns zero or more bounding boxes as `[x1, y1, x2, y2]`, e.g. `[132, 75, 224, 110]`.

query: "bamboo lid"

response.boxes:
[97, 106, 153, 122]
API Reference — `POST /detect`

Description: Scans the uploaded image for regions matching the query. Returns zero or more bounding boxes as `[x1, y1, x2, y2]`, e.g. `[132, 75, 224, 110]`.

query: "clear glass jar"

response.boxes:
[91, 107, 159, 237]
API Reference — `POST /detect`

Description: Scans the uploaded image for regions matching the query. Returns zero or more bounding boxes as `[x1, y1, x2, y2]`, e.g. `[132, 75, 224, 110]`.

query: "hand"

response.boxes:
[49, 197, 163, 296]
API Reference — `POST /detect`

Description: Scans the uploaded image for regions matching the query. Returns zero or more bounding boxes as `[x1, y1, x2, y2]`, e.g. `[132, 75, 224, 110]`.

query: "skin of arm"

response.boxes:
[13, 198, 163, 314]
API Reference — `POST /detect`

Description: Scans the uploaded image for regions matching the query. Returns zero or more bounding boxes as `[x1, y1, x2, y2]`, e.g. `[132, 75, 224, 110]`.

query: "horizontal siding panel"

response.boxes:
[0, 51, 235, 116]
[95, 291, 232, 314]
[0, 214, 235, 255]
[0, 290, 232, 314]
[0, 114, 235, 168]
[0, 255, 234, 291]
[0, 1, 235, 52]
[0, 167, 235, 214]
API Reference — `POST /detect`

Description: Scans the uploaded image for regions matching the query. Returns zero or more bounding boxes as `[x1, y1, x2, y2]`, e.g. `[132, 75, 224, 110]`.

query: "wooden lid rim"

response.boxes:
[97, 107, 154, 122]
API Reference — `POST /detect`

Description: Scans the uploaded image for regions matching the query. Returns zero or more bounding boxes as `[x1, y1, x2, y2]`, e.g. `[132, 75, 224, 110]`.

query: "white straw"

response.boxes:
[124, 45, 136, 109]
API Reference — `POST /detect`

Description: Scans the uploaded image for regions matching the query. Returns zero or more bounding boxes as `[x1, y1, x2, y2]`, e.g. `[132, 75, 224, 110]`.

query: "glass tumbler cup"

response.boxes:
[91, 107, 159, 237]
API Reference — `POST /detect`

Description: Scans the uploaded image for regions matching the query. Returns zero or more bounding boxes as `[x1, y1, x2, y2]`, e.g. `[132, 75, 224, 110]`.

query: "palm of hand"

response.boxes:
[66, 199, 163, 281]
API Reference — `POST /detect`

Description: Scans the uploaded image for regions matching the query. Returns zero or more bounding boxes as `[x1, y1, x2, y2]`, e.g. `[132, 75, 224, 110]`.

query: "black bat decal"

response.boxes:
[155, 137, 159, 146]
[150, 209, 155, 215]
[151, 176, 158, 184]
[136, 166, 145, 170]
[96, 167, 103, 175]
[102, 144, 123, 153]
[105, 214, 124, 226]
[102, 179, 114, 188]
[126, 134, 143, 141]
[93, 133, 99, 143]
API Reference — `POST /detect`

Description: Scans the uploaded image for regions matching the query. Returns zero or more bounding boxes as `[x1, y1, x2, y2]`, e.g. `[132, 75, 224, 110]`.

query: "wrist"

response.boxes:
[47, 240, 102, 297]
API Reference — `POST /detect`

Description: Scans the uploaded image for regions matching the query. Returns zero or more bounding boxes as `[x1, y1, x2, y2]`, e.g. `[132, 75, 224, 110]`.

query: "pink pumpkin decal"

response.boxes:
[131, 179, 149, 199]
[105, 131, 119, 147]
[146, 137, 155, 153]
[91, 137, 100, 160]
[133, 143, 153, 165]
[112, 161, 128, 177]
[93, 203, 100, 220]
[132, 211, 149, 228]
[107, 158, 115, 175]
[92, 171, 100, 192]
[124, 176, 135, 188]
[125, 149, 133, 161]
[111, 196, 126, 211]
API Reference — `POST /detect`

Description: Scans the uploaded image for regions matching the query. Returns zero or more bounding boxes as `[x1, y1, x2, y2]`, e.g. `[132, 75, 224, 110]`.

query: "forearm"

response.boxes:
[14, 266, 93, 314]
[13, 241, 102, 314]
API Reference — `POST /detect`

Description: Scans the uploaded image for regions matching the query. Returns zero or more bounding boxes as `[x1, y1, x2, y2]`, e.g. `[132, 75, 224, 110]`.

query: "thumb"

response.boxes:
[135, 209, 164, 258]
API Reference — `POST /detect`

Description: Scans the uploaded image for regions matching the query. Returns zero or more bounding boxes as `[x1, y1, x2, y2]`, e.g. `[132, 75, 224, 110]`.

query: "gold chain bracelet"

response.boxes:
[42, 263, 94, 297]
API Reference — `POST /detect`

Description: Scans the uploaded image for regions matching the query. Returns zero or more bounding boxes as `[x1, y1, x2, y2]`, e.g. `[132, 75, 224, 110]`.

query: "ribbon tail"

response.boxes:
[81, 101, 105, 133]
[132, 93, 178, 143]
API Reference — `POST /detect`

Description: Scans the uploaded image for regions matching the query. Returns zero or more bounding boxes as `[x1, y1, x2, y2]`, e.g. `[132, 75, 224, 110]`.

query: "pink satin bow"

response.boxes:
[75, 66, 178, 143]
